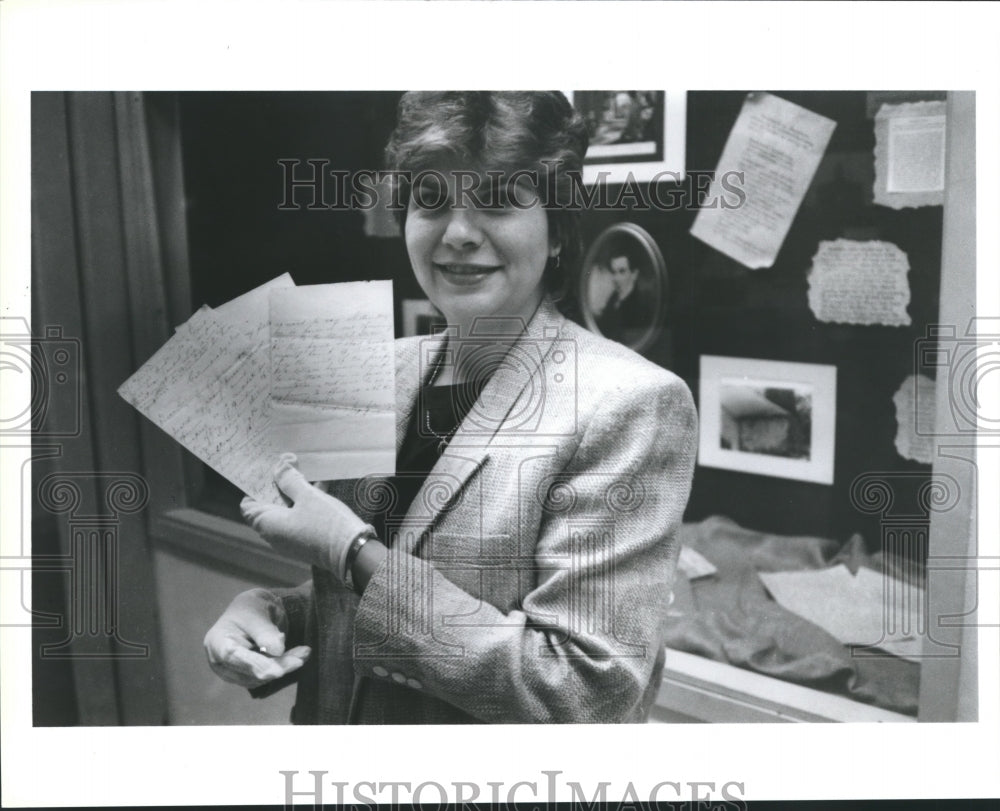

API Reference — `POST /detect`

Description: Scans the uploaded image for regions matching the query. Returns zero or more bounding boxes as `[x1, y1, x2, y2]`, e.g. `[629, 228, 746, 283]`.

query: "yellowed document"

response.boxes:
[690, 92, 836, 269]
[807, 239, 912, 326]
[269, 280, 396, 482]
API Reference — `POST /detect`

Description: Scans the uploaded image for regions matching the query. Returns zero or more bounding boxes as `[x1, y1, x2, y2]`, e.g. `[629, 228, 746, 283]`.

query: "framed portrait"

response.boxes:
[698, 355, 838, 485]
[579, 222, 667, 356]
[401, 298, 445, 337]
[563, 91, 686, 183]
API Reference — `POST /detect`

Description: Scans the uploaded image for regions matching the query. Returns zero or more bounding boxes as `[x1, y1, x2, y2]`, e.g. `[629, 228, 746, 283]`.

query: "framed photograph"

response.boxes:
[401, 298, 445, 338]
[698, 356, 837, 484]
[564, 91, 686, 183]
[579, 222, 667, 356]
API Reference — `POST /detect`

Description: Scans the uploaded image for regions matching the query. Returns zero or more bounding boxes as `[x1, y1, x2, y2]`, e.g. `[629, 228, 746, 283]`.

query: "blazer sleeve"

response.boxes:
[351, 375, 698, 723]
[270, 580, 314, 649]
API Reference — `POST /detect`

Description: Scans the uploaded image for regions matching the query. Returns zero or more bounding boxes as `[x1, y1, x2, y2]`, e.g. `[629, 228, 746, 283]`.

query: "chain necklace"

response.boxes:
[425, 409, 457, 455]
[424, 342, 458, 455]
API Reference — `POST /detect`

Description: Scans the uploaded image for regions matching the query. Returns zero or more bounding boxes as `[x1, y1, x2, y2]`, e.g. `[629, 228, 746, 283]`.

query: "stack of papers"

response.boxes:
[759, 564, 926, 661]
[119, 275, 395, 504]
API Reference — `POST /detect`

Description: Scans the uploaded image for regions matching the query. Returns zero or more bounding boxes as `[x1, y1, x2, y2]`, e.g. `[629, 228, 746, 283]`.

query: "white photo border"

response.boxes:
[699, 355, 837, 484]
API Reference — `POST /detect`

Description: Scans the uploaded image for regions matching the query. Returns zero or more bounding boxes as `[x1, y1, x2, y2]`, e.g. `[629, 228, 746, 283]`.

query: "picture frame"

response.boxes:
[563, 91, 686, 183]
[698, 355, 837, 485]
[579, 222, 667, 356]
[401, 298, 445, 338]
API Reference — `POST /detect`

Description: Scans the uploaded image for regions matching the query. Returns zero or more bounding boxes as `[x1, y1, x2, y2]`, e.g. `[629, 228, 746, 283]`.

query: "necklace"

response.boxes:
[424, 409, 457, 455]
[424, 341, 457, 454]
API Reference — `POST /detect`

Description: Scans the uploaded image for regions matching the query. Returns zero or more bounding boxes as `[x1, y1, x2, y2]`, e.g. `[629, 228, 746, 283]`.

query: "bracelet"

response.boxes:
[342, 527, 375, 594]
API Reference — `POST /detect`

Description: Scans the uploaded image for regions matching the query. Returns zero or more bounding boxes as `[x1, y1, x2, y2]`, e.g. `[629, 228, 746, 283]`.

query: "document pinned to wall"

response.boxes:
[807, 239, 912, 326]
[759, 564, 925, 661]
[893, 374, 936, 464]
[270, 280, 396, 483]
[873, 101, 947, 209]
[690, 92, 836, 269]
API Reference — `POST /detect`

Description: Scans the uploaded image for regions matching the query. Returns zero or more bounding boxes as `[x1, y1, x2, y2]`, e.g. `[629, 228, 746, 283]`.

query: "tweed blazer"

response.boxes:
[268, 297, 697, 724]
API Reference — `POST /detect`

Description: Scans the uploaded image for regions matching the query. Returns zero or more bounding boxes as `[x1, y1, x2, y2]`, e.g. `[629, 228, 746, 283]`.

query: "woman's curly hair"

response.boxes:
[384, 92, 590, 299]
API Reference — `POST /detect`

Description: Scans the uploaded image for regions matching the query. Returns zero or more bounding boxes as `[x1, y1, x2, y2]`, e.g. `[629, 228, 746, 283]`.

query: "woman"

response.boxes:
[204, 91, 698, 723]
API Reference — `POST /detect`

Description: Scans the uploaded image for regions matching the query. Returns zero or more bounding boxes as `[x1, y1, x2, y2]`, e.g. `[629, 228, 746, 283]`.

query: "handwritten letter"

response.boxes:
[807, 239, 912, 326]
[118, 304, 283, 504]
[269, 280, 396, 482]
[214, 271, 295, 338]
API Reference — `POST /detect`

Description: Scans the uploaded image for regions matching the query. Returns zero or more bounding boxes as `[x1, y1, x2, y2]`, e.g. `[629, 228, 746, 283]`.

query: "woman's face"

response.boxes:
[405, 169, 555, 333]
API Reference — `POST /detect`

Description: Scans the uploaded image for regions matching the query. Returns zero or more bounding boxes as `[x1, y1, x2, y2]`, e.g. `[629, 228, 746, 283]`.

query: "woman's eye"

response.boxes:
[476, 198, 511, 214]
[411, 181, 450, 212]
[473, 187, 513, 212]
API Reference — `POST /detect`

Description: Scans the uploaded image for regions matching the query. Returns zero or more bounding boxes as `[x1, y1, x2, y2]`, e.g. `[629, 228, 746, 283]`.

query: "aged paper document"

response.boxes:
[119, 304, 283, 504]
[691, 92, 836, 269]
[118, 274, 395, 503]
[760, 564, 925, 661]
[677, 545, 718, 580]
[214, 271, 294, 336]
[874, 100, 947, 208]
[893, 374, 937, 464]
[807, 239, 912, 326]
[269, 280, 396, 482]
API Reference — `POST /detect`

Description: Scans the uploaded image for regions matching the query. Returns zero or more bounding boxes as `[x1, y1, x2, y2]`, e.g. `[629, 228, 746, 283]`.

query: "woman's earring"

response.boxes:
[552, 254, 561, 270]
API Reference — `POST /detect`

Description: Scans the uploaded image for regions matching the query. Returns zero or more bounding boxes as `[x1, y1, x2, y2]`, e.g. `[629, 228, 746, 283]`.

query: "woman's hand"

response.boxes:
[240, 454, 374, 581]
[203, 588, 311, 689]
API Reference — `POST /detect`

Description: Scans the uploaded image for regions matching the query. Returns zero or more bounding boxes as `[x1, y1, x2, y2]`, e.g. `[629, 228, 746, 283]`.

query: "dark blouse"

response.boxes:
[370, 379, 487, 545]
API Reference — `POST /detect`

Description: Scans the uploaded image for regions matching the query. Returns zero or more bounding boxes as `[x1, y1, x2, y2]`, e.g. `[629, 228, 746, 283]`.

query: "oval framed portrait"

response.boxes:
[579, 222, 667, 355]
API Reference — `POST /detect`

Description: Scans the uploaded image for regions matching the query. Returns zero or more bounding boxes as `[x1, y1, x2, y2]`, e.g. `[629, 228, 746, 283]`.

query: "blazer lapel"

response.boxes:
[396, 298, 567, 555]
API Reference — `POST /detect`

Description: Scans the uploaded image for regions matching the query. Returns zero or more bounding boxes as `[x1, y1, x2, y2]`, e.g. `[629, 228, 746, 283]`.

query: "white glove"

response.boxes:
[240, 454, 374, 583]
[203, 588, 310, 689]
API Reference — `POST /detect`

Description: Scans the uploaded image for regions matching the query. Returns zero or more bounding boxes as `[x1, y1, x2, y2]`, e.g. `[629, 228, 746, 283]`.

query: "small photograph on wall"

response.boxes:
[699, 356, 837, 484]
[579, 222, 667, 356]
[719, 381, 812, 459]
[563, 91, 686, 183]
[574, 91, 665, 164]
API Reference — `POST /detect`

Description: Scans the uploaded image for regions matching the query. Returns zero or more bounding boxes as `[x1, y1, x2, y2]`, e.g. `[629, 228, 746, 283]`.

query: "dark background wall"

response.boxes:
[174, 90, 942, 550]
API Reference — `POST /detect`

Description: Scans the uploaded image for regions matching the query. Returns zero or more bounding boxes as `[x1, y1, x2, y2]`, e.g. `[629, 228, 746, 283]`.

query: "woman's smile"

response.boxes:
[433, 262, 504, 287]
[405, 168, 555, 330]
